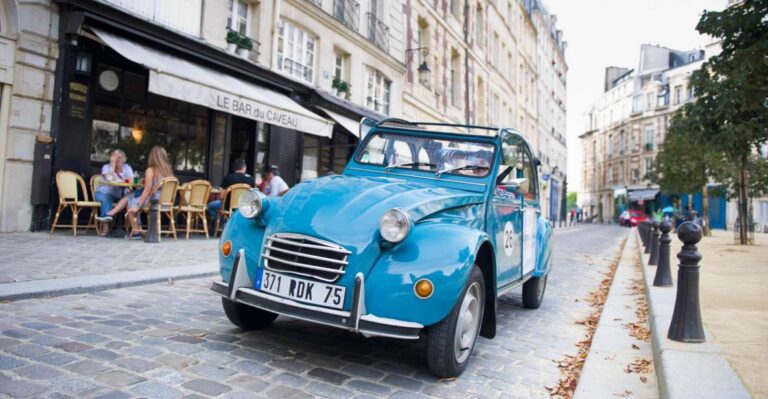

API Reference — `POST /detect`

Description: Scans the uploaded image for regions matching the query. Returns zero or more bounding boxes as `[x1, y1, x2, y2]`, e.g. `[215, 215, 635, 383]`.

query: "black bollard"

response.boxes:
[644, 221, 654, 254]
[145, 198, 160, 244]
[649, 221, 660, 264]
[668, 221, 705, 343]
[639, 221, 649, 248]
[653, 221, 673, 287]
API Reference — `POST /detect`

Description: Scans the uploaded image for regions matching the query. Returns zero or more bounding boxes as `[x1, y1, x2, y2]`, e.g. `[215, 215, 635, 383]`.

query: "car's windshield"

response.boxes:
[355, 132, 495, 178]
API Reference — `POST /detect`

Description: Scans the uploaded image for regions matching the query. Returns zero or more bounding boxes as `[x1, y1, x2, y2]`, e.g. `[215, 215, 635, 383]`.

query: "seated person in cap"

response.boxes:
[262, 165, 289, 197]
[207, 159, 255, 219]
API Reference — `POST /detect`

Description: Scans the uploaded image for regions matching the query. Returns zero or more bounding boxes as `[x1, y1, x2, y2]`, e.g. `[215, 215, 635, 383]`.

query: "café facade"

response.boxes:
[31, 0, 384, 229]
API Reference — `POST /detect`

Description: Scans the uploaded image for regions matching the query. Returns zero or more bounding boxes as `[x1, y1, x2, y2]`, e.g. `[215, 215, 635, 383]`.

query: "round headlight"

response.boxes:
[379, 208, 411, 243]
[238, 190, 263, 219]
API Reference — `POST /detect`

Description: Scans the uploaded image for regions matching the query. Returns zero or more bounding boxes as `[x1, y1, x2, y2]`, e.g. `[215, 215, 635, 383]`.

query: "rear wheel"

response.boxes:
[221, 298, 278, 329]
[427, 266, 485, 378]
[522, 274, 548, 309]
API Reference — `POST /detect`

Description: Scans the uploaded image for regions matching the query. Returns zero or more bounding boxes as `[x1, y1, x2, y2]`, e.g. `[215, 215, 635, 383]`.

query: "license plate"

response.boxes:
[255, 269, 346, 309]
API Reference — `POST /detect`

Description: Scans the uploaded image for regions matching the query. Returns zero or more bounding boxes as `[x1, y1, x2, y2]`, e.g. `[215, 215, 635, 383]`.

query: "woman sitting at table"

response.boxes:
[95, 149, 133, 227]
[103, 146, 174, 240]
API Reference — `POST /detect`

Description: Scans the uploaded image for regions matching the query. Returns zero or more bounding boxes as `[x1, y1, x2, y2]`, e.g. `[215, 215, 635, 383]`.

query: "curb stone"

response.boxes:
[635, 230, 750, 399]
[0, 262, 218, 302]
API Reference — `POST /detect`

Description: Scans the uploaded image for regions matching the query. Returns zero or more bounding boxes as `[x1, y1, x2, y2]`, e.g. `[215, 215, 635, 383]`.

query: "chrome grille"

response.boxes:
[262, 233, 350, 282]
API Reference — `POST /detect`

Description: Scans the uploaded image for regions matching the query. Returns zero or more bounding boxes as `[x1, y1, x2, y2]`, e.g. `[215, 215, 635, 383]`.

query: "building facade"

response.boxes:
[0, 0, 566, 232]
[580, 44, 706, 223]
[531, 1, 566, 221]
[401, 0, 567, 220]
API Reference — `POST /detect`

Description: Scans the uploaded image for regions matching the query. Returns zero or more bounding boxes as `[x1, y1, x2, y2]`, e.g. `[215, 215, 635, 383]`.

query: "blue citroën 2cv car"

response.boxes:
[211, 118, 553, 377]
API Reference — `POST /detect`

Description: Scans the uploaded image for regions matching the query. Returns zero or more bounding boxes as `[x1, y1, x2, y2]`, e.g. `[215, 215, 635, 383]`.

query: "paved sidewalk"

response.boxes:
[685, 229, 767, 398]
[638, 228, 751, 399]
[0, 232, 218, 284]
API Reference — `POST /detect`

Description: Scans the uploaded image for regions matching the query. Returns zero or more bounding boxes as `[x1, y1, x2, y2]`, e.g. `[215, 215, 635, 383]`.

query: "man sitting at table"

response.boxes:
[95, 149, 133, 225]
[207, 159, 254, 221]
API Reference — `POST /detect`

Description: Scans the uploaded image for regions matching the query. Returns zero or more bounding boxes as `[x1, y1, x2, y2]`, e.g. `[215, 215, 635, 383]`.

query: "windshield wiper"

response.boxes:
[385, 162, 437, 171]
[436, 165, 489, 177]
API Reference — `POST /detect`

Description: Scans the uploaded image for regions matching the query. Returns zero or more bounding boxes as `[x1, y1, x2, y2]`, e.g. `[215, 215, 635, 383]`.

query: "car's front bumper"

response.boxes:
[210, 249, 423, 340]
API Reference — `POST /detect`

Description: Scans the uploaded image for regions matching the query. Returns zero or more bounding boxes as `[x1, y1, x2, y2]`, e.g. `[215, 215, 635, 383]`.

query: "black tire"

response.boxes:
[427, 266, 485, 378]
[522, 274, 548, 309]
[221, 298, 278, 329]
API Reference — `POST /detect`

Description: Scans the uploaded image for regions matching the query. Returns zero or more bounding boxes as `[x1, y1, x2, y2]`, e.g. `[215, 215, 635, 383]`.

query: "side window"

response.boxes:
[497, 133, 537, 202]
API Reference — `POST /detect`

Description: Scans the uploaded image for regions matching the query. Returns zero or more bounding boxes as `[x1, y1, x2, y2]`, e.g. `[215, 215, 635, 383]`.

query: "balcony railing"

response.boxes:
[282, 58, 312, 82]
[366, 13, 390, 52]
[644, 143, 654, 152]
[333, 0, 360, 31]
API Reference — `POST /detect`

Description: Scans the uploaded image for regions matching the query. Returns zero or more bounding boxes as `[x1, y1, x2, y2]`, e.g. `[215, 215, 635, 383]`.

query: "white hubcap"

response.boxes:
[454, 282, 482, 363]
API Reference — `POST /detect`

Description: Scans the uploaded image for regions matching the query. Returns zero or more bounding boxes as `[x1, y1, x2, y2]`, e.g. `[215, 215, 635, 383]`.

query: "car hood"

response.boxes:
[265, 174, 485, 247]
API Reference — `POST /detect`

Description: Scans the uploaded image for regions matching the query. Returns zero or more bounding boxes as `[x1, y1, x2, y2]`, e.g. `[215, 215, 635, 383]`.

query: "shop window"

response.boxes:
[89, 64, 208, 175]
[302, 135, 320, 180]
[228, 0, 249, 34]
[277, 20, 316, 84]
[364, 66, 391, 115]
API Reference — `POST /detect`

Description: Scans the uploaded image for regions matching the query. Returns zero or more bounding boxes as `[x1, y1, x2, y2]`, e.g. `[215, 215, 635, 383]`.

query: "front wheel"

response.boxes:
[427, 266, 485, 378]
[522, 274, 548, 309]
[221, 298, 278, 329]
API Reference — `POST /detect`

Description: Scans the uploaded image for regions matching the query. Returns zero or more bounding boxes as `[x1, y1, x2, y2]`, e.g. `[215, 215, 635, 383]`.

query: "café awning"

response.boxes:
[628, 189, 660, 201]
[318, 107, 361, 137]
[92, 28, 333, 138]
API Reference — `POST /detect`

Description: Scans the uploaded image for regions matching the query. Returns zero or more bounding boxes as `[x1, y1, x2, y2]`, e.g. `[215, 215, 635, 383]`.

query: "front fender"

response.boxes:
[534, 217, 553, 277]
[219, 212, 267, 284]
[365, 223, 491, 327]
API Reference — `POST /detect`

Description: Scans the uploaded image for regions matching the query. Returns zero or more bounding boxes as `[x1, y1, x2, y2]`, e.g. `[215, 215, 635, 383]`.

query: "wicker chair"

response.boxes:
[216, 183, 251, 236]
[177, 180, 212, 239]
[136, 176, 179, 241]
[50, 171, 100, 236]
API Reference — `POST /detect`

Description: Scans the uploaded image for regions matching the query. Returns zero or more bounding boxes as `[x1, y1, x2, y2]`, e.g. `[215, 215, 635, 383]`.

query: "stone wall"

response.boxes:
[0, 0, 59, 232]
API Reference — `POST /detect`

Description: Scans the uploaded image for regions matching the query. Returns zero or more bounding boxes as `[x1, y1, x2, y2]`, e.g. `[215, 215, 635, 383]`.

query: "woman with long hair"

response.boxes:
[105, 146, 174, 239]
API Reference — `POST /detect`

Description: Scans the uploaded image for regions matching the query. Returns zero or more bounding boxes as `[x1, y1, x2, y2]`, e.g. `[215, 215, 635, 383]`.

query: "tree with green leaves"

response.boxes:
[686, 0, 768, 244]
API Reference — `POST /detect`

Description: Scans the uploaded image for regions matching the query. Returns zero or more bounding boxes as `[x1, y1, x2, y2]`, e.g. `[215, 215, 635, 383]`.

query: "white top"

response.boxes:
[264, 176, 289, 197]
[98, 163, 134, 197]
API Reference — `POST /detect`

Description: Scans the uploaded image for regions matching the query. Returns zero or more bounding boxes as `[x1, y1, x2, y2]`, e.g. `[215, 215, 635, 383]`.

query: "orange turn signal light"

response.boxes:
[221, 240, 232, 257]
[414, 279, 434, 299]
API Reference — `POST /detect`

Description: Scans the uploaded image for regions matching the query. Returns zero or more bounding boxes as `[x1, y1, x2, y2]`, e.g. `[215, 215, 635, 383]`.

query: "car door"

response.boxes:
[488, 132, 525, 288]
[514, 139, 540, 277]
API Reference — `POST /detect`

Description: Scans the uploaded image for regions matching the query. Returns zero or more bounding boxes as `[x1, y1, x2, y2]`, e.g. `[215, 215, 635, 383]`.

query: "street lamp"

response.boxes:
[405, 47, 431, 86]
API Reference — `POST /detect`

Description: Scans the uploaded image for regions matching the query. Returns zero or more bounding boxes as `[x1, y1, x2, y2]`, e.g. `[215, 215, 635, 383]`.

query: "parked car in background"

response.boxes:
[619, 209, 648, 227]
[211, 118, 554, 377]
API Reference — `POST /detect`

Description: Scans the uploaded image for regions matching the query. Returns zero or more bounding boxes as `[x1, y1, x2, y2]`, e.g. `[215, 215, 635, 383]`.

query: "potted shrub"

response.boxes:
[226, 31, 239, 53]
[237, 36, 253, 58]
[332, 77, 351, 97]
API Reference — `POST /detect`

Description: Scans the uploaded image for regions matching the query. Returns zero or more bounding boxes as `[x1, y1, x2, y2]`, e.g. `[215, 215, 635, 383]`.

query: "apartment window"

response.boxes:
[644, 158, 653, 176]
[476, 5, 484, 48]
[608, 134, 613, 155]
[450, 50, 461, 107]
[334, 51, 345, 80]
[673, 85, 682, 105]
[645, 92, 653, 110]
[277, 21, 316, 83]
[450, 0, 461, 17]
[477, 77, 486, 124]
[607, 167, 614, 183]
[688, 85, 695, 99]
[644, 124, 654, 151]
[417, 19, 429, 65]
[631, 168, 639, 183]
[365, 66, 391, 114]
[657, 89, 669, 107]
[228, 0, 249, 34]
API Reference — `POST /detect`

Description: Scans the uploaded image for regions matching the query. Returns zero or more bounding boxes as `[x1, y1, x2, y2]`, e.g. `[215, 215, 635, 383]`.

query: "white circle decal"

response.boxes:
[503, 221, 515, 256]
[99, 70, 120, 92]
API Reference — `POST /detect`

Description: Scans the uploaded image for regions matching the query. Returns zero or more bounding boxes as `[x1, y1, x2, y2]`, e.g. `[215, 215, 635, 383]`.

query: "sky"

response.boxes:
[541, 0, 725, 192]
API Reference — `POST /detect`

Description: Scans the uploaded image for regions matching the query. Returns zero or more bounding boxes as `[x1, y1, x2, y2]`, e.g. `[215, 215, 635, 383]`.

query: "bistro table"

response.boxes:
[101, 179, 143, 238]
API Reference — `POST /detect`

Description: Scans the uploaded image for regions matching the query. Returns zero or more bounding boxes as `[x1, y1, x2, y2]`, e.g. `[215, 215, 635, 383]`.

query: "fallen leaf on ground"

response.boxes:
[612, 389, 633, 397]
[631, 344, 640, 350]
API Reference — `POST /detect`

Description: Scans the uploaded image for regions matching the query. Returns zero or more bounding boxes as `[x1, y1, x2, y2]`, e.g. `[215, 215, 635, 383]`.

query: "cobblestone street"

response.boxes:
[0, 225, 627, 398]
